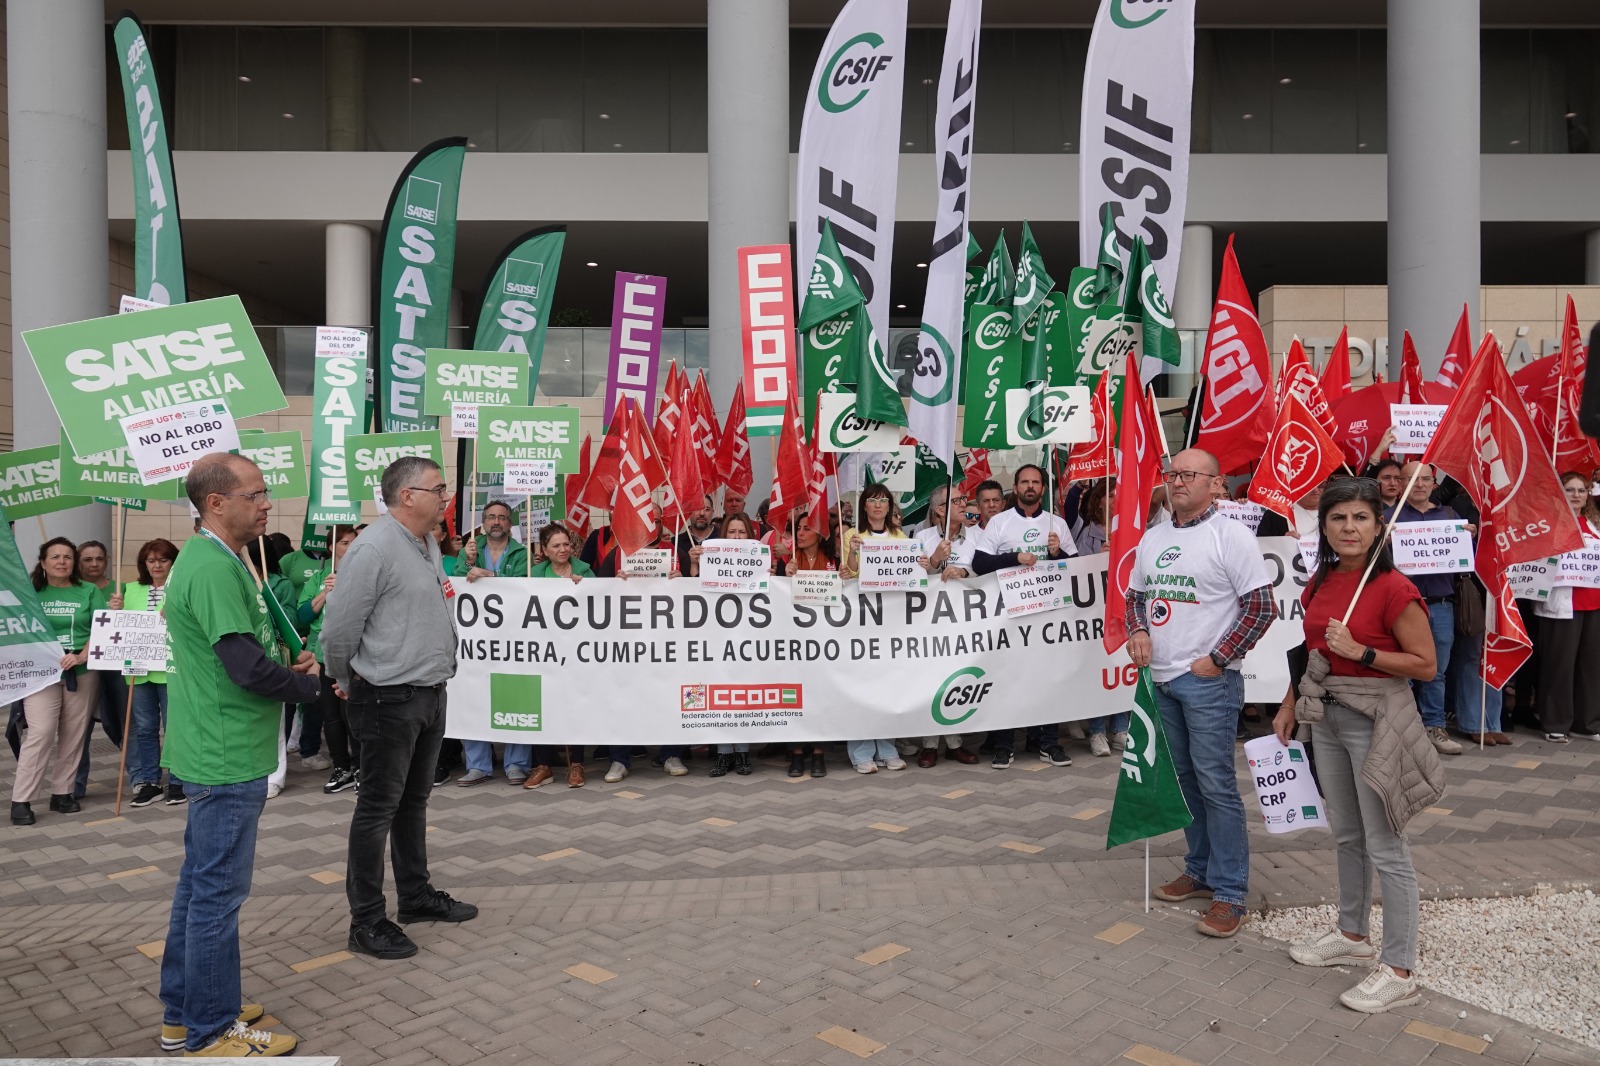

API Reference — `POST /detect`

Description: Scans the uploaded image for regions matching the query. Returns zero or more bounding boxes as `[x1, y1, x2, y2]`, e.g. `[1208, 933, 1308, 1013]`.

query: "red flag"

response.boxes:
[1103, 357, 1162, 655]
[1319, 326, 1353, 408]
[958, 448, 992, 498]
[1067, 371, 1114, 482]
[565, 434, 593, 540]
[610, 400, 670, 557]
[1423, 333, 1583, 577]
[1191, 235, 1274, 476]
[715, 382, 755, 498]
[653, 361, 683, 460]
[1279, 338, 1337, 437]
[691, 372, 721, 494]
[1482, 574, 1532, 690]
[666, 389, 706, 522]
[767, 388, 809, 526]
[1398, 331, 1427, 405]
[1551, 294, 1600, 471]
[803, 395, 836, 536]
[1247, 393, 1346, 519]
[581, 402, 631, 511]
[1437, 307, 1471, 390]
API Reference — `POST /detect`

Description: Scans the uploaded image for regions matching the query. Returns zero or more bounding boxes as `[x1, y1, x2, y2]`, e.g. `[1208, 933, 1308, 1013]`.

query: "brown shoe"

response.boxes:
[916, 748, 938, 768]
[522, 765, 554, 790]
[1197, 901, 1247, 938]
[1491, 732, 1513, 746]
[947, 747, 980, 765]
[1152, 874, 1213, 902]
[566, 762, 585, 788]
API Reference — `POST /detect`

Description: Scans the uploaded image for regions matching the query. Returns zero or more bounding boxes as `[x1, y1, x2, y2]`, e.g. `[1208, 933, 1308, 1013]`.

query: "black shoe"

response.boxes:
[48, 794, 80, 814]
[810, 752, 827, 778]
[991, 749, 1015, 769]
[398, 888, 478, 924]
[324, 767, 358, 794]
[348, 918, 418, 960]
[165, 783, 186, 805]
[129, 783, 164, 808]
[787, 753, 807, 778]
[735, 752, 753, 776]
[708, 754, 732, 778]
[1040, 744, 1072, 767]
[433, 765, 449, 786]
[10, 802, 33, 826]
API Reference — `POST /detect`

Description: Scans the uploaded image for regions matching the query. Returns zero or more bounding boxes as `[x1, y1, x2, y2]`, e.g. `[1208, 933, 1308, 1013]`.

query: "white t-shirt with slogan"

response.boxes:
[1130, 510, 1272, 683]
[974, 506, 1077, 559]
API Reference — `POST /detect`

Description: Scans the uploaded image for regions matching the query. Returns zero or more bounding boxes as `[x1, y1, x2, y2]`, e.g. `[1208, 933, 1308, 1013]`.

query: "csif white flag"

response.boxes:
[1078, 0, 1195, 332]
[908, 0, 983, 468]
[797, 0, 908, 352]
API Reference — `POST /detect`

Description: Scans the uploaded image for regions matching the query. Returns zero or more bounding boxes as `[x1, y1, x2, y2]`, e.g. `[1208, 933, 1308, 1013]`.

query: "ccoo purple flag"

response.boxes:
[603, 272, 668, 427]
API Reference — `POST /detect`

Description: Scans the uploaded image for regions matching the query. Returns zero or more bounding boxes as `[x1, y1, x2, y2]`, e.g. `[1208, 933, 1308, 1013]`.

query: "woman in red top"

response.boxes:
[1534, 472, 1600, 742]
[1271, 477, 1437, 1014]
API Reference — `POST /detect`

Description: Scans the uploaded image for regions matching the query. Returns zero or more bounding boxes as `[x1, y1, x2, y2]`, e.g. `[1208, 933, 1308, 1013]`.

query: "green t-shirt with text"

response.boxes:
[36, 582, 108, 675]
[279, 549, 326, 595]
[162, 535, 285, 785]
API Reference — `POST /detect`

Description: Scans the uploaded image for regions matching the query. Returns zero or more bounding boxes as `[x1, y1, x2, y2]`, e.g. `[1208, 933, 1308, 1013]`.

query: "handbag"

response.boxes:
[1454, 573, 1486, 637]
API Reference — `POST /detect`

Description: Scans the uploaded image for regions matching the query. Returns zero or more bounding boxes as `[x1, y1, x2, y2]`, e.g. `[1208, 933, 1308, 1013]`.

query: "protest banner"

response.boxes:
[503, 459, 557, 497]
[308, 332, 367, 526]
[1390, 520, 1473, 575]
[858, 541, 927, 591]
[422, 349, 530, 416]
[121, 399, 240, 485]
[1244, 737, 1328, 834]
[0, 505, 76, 704]
[699, 540, 771, 593]
[817, 392, 903, 452]
[476, 406, 581, 474]
[0, 446, 91, 520]
[236, 430, 308, 499]
[345, 430, 445, 502]
[1389, 403, 1449, 453]
[739, 245, 797, 436]
[602, 273, 668, 426]
[450, 403, 479, 441]
[793, 571, 844, 605]
[1555, 541, 1600, 588]
[446, 538, 1307, 744]
[23, 295, 287, 457]
[112, 14, 186, 307]
[86, 609, 169, 675]
[119, 295, 164, 315]
[1508, 557, 1558, 602]
[470, 226, 566, 390]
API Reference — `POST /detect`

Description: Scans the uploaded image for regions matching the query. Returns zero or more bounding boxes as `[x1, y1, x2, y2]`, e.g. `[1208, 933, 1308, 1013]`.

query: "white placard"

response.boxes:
[450, 402, 479, 440]
[868, 447, 916, 493]
[316, 325, 369, 360]
[858, 541, 928, 591]
[1002, 385, 1095, 445]
[1390, 520, 1474, 575]
[118, 294, 164, 314]
[1388, 404, 1448, 453]
[373, 486, 387, 515]
[1243, 737, 1328, 835]
[792, 570, 843, 604]
[86, 609, 168, 674]
[1215, 500, 1266, 534]
[503, 459, 556, 497]
[621, 547, 674, 578]
[699, 540, 771, 592]
[1508, 557, 1559, 602]
[1555, 542, 1600, 588]
[1297, 531, 1320, 576]
[525, 505, 553, 532]
[996, 559, 1074, 618]
[121, 399, 241, 486]
[818, 393, 905, 452]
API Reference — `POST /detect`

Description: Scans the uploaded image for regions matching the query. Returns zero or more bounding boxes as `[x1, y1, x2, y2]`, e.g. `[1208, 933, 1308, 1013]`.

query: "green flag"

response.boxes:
[800, 308, 860, 436]
[852, 306, 907, 428]
[1121, 237, 1181, 366]
[1106, 668, 1193, 849]
[962, 305, 1020, 449]
[1090, 208, 1125, 307]
[112, 15, 186, 306]
[308, 347, 366, 526]
[1010, 222, 1056, 332]
[865, 444, 960, 526]
[0, 502, 72, 704]
[0, 446, 91, 520]
[798, 221, 865, 331]
[973, 231, 1014, 307]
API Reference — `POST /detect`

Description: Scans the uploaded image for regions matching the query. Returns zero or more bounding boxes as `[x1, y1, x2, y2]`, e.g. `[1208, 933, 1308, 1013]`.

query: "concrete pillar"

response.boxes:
[708, 0, 788, 495]
[8, 0, 111, 553]
[1585, 229, 1600, 285]
[1387, 0, 1479, 376]
[324, 223, 372, 326]
[1168, 223, 1213, 398]
[324, 28, 366, 153]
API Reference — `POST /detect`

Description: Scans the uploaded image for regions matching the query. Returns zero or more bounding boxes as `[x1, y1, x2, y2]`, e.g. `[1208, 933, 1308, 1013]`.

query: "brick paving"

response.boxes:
[0, 727, 1595, 1064]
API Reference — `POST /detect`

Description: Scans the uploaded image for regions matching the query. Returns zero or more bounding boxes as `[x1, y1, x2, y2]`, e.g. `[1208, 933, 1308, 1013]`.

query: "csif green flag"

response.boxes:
[798, 221, 865, 330]
[375, 137, 467, 433]
[1121, 237, 1181, 366]
[1010, 221, 1056, 332]
[1090, 208, 1125, 307]
[799, 221, 869, 434]
[0, 501, 73, 705]
[973, 231, 1014, 307]
[471, 225, 566, 397]
[852, 305, 907, 428]
[962, 305, 1020, 449]
[1106, 667, 1193, 849]
[113, 14, 186, 307]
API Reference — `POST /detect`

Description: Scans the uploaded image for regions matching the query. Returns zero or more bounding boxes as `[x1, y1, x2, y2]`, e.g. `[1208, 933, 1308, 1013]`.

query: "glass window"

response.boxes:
[669, 30, 709, 152]
[1012, 30, 1087, 153]
[361, 29, 411, 151]
[1482, 30, 1532, 153]
[584, 31, 671, 153]
[973, 30, 1015, 153]
[899, 29, 938, 153]
[496, 29, 585, 152]
[173, 27, 239, 151]
[1269, 31, 1358, 153]
[789, 29, 827, 152]
[237, 28, 324, 150]
[408, 29, 498, 151]
[1203, 30, 1272, 152]
[1356, 30, 1387, 153]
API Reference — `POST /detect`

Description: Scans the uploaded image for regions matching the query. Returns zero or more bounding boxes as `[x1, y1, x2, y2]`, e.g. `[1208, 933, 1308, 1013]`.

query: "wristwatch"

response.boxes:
[1359, 645, 1377, 668]
[1208, 651, 1229, 670]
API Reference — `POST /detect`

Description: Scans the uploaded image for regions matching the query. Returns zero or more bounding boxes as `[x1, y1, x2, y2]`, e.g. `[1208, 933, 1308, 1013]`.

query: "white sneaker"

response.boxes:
[1065, 722, 1087, 740]
[604, 761, 628, 783]
[265, 782, 283, 800]
[1110, 731, 1129, 751]
[301, 753, 332, 771]
[1289, 928, 1378, 968]
[884, 758, 907, 771]
[1338, 963, 1421, 1014]
[1427, 727, 1463, 755]
[1089, 733, 1111, 758]
[854, 762, 877, 774]
[663, 756, 688, 777]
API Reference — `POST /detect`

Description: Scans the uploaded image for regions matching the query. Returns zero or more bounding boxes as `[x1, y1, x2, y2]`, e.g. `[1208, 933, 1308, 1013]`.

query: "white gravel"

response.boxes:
[1252, 889, 1600, 1051]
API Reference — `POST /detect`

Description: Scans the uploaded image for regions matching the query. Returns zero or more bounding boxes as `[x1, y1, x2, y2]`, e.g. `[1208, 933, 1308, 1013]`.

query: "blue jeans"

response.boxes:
[129, 683, 169, 786]
[608, 744, 685, 768]
[463, 740, 533, 776]
[1154, 670, 1250, 907]
[847, 739, 897, 766]
[1412, 601, 1454, 729]
[159, 777, 269, 1051]
[1451, 631, 1502, 735]
[1085, 712, 1131, 736]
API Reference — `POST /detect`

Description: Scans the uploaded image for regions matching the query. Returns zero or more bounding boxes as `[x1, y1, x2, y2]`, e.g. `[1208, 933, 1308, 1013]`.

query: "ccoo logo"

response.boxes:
[819, 33, 896, 113]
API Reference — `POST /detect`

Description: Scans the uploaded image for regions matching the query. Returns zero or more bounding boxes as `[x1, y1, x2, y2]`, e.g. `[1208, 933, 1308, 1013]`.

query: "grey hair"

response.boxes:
[186, 452, 253, 511]
[380, 456, 442, 507]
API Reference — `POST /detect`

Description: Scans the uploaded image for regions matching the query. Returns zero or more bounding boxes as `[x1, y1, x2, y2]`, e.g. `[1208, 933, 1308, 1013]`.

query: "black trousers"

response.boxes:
[346, 683, 445, 925]
[1538, 613, 1600, 736]
[317, 673, 359, 771]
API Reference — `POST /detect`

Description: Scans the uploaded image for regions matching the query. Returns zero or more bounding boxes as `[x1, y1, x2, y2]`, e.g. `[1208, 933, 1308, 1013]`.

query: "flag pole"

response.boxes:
[1339, 461, 1429, 625]
[1144, 839, 1150, 914]
[1480, 585, 1491, 751]
[526, 496, 533, 577]
[114, 500, 125, 595]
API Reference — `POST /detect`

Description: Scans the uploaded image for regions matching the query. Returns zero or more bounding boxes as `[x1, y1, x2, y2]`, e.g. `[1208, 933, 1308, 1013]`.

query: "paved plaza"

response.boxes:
[0, 727, 1596, 1065]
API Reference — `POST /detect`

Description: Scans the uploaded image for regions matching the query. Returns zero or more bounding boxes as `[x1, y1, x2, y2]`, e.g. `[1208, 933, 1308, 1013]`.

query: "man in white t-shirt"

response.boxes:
[1125, 448, 1273, 940]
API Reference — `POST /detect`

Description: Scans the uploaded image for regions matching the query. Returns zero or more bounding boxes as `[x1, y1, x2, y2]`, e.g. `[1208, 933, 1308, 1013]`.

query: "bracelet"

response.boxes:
[1359, 645, 1377, 668]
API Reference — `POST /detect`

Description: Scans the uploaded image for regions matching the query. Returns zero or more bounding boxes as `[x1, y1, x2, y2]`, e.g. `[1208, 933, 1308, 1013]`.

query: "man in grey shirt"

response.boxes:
[322, 455, 475, 960]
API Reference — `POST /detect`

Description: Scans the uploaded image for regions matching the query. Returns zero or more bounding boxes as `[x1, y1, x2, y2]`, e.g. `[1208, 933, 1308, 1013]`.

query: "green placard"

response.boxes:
[308, 350, 364, 526]
[422, 349, 530, 416]
[23, 295, 288, 457]
[57, 430, 183, 502]
[0, 445, 92, 520]
[236, 430, 308, 500]
[961, 305, 1020, 449]
[475, 406, 580, 474]
[345, 430, 445, 502]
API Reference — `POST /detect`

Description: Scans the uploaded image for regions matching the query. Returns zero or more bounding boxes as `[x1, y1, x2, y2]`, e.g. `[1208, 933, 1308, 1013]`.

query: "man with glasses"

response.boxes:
[1125, 449, 1274, 939]
[322, 456, 477, 962]
[455, 500, 531, 786]
[1386, 462, 1464, 756]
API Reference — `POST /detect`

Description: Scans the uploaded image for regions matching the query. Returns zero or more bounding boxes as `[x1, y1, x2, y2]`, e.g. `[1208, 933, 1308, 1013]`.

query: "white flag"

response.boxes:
[796, 0, 908, 351]
[1078, 0, 1195, 313]
[908, 0, 983, 469]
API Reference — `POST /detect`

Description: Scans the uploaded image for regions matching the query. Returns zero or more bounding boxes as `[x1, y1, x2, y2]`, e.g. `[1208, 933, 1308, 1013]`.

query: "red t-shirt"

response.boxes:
[1301, 568, 1425, 678]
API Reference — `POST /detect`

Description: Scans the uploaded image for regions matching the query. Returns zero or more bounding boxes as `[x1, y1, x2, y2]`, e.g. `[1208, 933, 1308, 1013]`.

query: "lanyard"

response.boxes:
[198, 527, 257, 581]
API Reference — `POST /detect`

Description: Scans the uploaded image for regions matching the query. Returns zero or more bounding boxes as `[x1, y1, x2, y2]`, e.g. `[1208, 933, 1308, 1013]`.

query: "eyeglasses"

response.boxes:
[218, 489, 271, 504]
[1162, 470, 1215, 484]
[406, 482, 450, 500]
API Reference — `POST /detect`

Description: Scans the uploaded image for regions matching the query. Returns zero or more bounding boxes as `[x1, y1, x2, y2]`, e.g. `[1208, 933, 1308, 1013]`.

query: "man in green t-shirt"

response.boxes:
[157, 453, 320, 1059]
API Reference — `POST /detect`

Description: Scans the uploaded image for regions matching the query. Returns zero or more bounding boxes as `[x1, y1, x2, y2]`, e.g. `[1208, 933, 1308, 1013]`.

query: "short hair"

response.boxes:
[482, 499, 513, 519]
[135, 539, 179, 584]
[1013, 464, 1045, 486]
[380, 456, 442, 507]
[974, 479, 1004, 499]
[1372, 457, 1402, 477]
[186, 452, 252, 511]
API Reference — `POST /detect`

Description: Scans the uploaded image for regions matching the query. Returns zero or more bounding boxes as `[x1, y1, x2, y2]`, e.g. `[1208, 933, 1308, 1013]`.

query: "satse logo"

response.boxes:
[403, 176, 442, 225]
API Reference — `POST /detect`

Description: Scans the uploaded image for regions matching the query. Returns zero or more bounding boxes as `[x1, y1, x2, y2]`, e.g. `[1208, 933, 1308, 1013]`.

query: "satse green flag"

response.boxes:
[113, 14, 186, 307]
[1106, 667, 1193, 849]
[0, 501, 73, 705]
[471, 225, 566, 396]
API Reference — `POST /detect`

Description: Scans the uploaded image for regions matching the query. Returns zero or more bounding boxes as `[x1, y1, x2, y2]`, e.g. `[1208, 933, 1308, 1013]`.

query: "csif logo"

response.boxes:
[829, 402, 889, 449]
[1110, 0, 1172, 29]
[1155, 546, 1182, 569]
[931, 666, 991, 727]
[809, 252, 848, 301]
[973, 310, 1011, 351]
[1140, 264, 1175, 327]
[403, 175, 443, 225]
[1072, 273, 1098, 311]
[819, 32, 896, 113]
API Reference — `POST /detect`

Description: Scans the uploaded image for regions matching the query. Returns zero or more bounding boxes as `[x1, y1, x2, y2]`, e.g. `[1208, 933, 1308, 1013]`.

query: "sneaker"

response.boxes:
[165, 783, 187, 805]
[884, 758, 907, 771]
[604, 761, 628, 783]
[990, 750, 1014, 769]
[398, 888, 478, 924]
[1290, 929, 1378, 968]
[301, 753, 332, 771]
[264, 782, 282, 800]
[348, 917, 418, 960]
[1040, 744, 1072, 767]
[1545, 733, 1570, 743]
[1088, 733, 1111, 758]
[1427, 727, 1463, 755]
[433, 765, 450, 786]
[1338, 963, 1422, 1014]
[130, 783, 164, 808]
[456, 769, 492, 786]
[1152, 874, 1212, 902]
[323, 767, 357, 795]
[159, 1003, 264, 1051]
[523, 765, 555, 789]
[1572, 732, 1600, 741]
[853, 762, 877, 774]
[185, 1019, 296, 1057]
[504, 765, 529, 786]
[663, 756, 689, 776]
[1197, 901, 1247, 938]
[1110, 731, 1129, 751]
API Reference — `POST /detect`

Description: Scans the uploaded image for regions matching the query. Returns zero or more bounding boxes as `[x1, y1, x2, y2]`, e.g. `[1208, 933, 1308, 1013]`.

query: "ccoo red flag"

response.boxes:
[715, 382, 755, 498]
[1437, 307, 1471, 391]
[1191, 235, 1274, 476]
[565, 434, 593, 540]
[958, 448, 992, 498]
[1398, 331, 1427, 406]
[610, 399, 670, 557]
[1279, 338, 1337, 437]
[653, 361, 684, 461]
[1103, 356, 1162, 655]
[665, 388, 706, 521]
[767, 387, 809, 526]
[581, 402, 631, 511]
[1248, 392, 1346, 519]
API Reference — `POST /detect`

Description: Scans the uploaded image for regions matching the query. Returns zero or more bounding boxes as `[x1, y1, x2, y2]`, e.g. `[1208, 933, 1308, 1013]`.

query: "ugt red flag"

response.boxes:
[1247, 392, 1346, 519]
[1551, 293, 1600, 471]
[1423, 332, 1583, 577]
[1191, 235, 1273, 475]
[1104, 356, 1162, 655]
[1437, 307, 1471, 390]
[691, 371, 721, 493]
[665, 390, 706, 522]
[565, 433, 593, 540]
[1279, 338, 1337, 437]
[1482, 575, 1532, 690]
[803, 394, 836, 536]
[958, 448, 992, 498]
[1067, 371, 1114, 482]
[1398, 331, 1427, 405]
[715, 382, 755, 498]
[767, 387, 809, 527]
